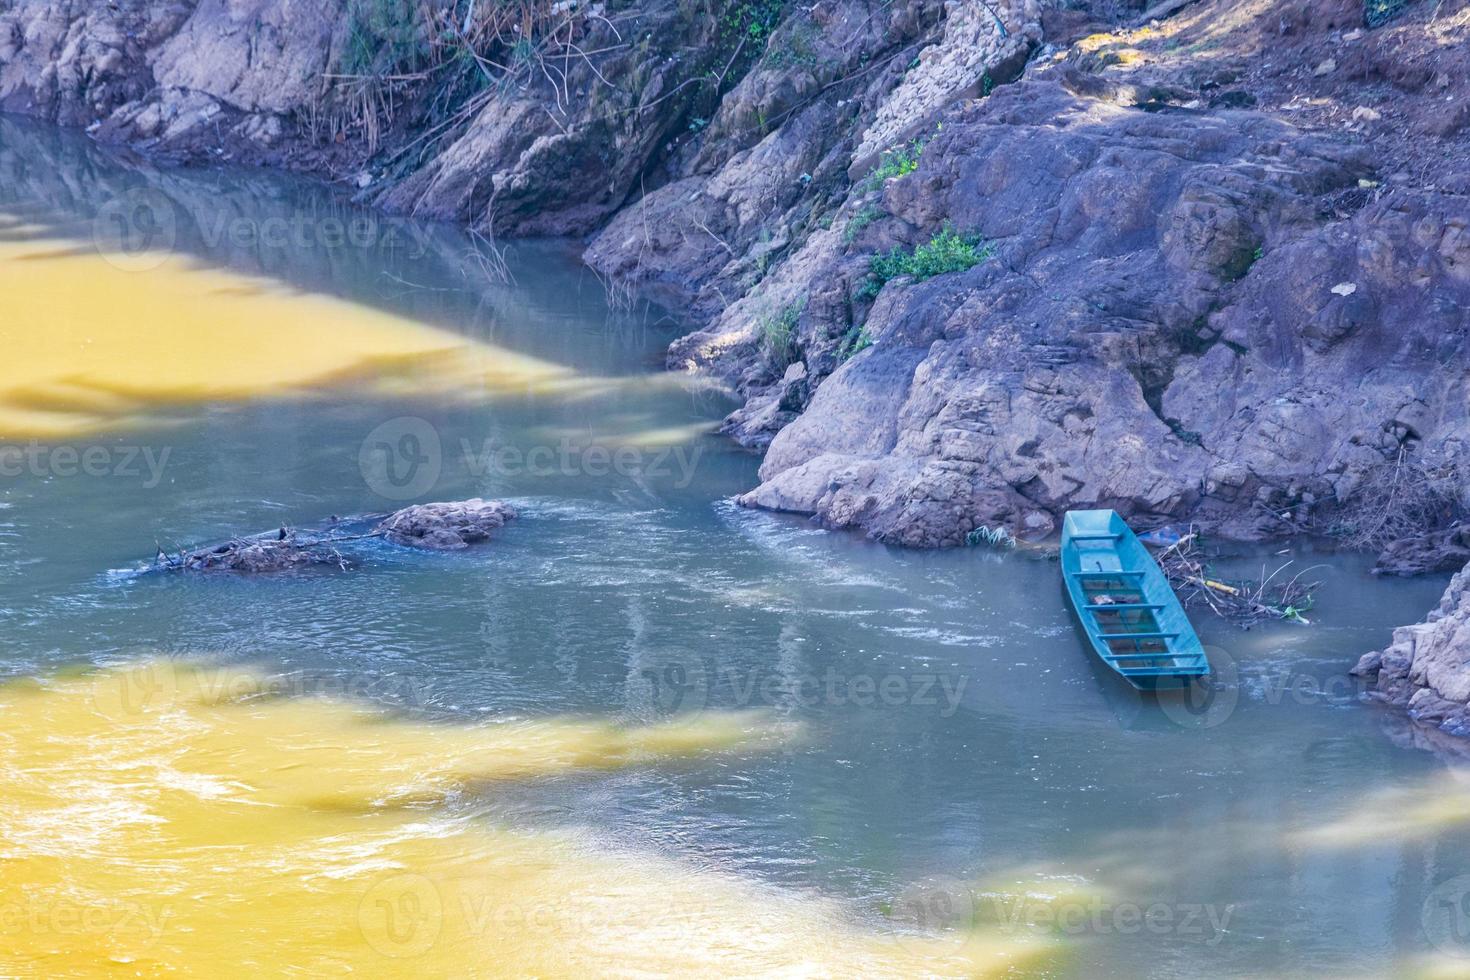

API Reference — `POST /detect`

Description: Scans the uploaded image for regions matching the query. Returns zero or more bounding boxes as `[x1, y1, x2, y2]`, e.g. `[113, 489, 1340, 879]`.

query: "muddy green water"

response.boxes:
[3, 115, 1468, 978]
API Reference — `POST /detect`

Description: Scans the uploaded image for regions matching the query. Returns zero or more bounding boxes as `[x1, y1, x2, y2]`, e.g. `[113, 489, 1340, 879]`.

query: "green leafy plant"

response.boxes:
[764, 20, 819, 69]
[966, 525, 1016, 549]
[721, 0, 787, 55]
[864, 138, 926, 189]
[862, 225, 992, 298]
[759, 298, 805, 370]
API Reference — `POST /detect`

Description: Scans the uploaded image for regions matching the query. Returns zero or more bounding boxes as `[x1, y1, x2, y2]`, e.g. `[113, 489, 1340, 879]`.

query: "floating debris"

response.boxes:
[1148, 527, 1322, 628]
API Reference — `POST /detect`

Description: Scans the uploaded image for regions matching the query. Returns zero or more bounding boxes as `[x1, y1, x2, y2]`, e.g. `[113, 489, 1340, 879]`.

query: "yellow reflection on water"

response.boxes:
[0, 662, 1053, 976]
[1294, 770, 1470, 848]
[1410, 955, 1470, 980]
[0, 239, 598, 437]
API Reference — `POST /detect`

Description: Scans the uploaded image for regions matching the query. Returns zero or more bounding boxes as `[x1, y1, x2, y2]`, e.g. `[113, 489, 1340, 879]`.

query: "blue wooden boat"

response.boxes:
[1061, 509, 1211, 690]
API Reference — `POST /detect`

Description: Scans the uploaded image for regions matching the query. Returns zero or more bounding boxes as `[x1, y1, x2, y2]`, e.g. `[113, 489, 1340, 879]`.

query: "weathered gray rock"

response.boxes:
[149, 0, 336, 115]
[710, 78, 1386, 544]
[848, 0, 1041, 177]
[0, 0, 194, 127]
[2, 0, 792, 235]
[1375, 526, 1470, 578]
[1354, 563, 1470, 737]
[375, 499, 518, 551]
[585, 0, 949, 320]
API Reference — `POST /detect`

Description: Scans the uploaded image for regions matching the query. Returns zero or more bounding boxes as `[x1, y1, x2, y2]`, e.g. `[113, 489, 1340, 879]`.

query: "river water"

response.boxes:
[3, 115, 1469, 978]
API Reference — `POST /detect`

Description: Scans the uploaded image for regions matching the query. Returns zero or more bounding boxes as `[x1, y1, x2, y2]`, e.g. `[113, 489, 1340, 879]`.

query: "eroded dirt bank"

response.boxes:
[4, 0, 1470, 729]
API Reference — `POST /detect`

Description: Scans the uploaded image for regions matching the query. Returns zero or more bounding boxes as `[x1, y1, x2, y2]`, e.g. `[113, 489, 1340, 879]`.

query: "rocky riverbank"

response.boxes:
[1356, 563, 1470, 739]
[4, 0, 1465, 560]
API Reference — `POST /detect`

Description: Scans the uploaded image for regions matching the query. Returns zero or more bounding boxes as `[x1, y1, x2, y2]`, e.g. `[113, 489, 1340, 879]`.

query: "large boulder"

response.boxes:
[1354, 563, 1470, 737]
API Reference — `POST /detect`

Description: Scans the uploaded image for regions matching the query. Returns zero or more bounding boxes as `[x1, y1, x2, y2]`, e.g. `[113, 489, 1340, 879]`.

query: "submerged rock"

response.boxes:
[165, 532, 347, 574]
[1353, 562, 1470, 738]
[156, 500, 517, 571]
[374, 499, 517, 551]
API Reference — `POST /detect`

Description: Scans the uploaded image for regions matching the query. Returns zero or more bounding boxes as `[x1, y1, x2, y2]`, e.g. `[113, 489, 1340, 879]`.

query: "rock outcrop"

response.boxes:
[166, 533, 343, 574]
[375, 499, 517, 550]
[0, 0, 809, 235]
[1374, 526, 1470, 578]
[1354, 562, 1470, 737]
[595, 0, 1470, 547]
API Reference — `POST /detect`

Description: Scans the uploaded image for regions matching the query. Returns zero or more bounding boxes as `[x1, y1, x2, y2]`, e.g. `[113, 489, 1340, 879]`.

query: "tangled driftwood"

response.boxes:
[151, 500, 517, 573]
[1149, 528, 1322, 628]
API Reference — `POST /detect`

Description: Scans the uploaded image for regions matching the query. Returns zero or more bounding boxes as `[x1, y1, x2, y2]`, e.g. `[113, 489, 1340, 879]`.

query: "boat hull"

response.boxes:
[1060, 510, 1211, 691]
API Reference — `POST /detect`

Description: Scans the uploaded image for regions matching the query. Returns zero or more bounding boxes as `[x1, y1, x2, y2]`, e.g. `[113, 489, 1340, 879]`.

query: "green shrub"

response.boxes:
[862, 225, 991, 298]
[864, 139, 925, 189]
[765, 20, 819, 69]
[842, 204, 884, 244]
[759, 299, 805, 370]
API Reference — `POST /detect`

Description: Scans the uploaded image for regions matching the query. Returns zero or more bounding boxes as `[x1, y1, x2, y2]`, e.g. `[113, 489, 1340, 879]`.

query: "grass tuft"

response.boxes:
[966, 525, 1016, 549]
[759, 298, 805, 370]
